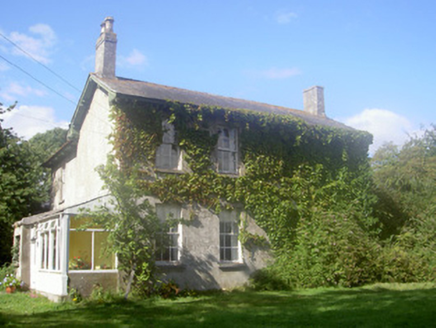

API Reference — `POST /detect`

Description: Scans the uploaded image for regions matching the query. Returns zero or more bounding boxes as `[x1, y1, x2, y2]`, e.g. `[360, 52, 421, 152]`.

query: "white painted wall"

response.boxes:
[53, 88, 113, 210]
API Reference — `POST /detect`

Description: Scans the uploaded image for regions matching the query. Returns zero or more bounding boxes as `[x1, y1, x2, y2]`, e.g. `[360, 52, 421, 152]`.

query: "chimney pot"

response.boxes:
[303, 86, 325, 117]
[95, 17, 117, 78]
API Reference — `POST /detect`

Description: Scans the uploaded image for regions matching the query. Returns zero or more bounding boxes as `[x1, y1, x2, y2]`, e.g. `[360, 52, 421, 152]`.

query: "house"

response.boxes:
[13, 17, 370, 301]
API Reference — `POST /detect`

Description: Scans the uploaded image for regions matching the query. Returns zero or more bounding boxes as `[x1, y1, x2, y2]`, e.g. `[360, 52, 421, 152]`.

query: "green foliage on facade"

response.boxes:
[108, 99, 385, 287]
[80, 158, 161, 299]
[107, 99, 436, 289]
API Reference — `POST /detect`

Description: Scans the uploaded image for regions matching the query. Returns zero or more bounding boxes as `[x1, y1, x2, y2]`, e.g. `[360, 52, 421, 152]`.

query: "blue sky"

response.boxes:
[1, 0, 435, 154]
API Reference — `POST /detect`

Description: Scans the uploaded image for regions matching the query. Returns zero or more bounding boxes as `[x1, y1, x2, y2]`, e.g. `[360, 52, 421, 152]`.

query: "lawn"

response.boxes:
[1, 283, 435, 327]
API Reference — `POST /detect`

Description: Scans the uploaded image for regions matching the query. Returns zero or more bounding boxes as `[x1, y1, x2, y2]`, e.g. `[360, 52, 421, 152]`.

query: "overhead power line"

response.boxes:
[0, 53, 77, 106]
[0, 32, 81, 93]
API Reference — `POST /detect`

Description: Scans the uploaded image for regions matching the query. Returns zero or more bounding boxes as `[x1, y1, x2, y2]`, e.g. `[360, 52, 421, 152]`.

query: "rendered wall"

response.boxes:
[156, 204, 271, 290]
[52, 88, 113, 210]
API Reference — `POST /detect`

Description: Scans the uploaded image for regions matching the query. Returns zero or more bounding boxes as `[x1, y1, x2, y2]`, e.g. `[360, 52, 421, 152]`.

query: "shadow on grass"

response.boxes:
[1, 286, 436, 327]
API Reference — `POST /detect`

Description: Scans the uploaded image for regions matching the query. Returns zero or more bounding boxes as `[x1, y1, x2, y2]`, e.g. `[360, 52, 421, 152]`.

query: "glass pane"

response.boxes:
[162, 121, 175, 143]
[94, 232, 115, 270]
[51, 231, 57, 270]
[170, 248, 178, 261]
[69, 231, 92, 270]
[231, 235, 238, 247]
[70, 217, 101, 229]
[220, 235, 225, 247]
[231, 247, 239, 261]
[225, 248, 231, 261]
[170, 234, 179, 246]
[41, 234, 46, 269]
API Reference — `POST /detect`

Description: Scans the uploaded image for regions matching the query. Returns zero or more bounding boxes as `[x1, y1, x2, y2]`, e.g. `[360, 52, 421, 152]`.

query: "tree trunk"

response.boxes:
[124, 262, 137, 300]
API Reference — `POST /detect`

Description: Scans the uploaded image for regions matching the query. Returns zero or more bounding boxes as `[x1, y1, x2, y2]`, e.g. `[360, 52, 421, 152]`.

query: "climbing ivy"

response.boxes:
[110, 98, 371, 241]
[108, 98, 388, 287]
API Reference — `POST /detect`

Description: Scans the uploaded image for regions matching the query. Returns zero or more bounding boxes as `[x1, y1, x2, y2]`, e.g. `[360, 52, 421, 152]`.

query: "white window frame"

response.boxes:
[155, 120, 182, 170]
[216, 127, 238, 174]
[69, 222, 117, 271]
[38, 219, 61, 272]
[155, 204, 182, 263]
[219, 211, 242, 263]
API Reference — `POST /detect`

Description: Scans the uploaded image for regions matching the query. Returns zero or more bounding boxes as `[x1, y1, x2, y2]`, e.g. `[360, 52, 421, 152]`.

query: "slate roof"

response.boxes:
[91, 74, 351, 130]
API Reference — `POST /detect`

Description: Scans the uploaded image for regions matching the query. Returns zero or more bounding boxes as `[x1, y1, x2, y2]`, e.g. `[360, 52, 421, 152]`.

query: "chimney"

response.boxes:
[303, 86, 325, 117]
[95, 17, 117, 78]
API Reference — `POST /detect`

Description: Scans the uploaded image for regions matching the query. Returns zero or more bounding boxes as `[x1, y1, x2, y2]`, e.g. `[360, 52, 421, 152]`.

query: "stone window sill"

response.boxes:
[218, 262, 246, 271]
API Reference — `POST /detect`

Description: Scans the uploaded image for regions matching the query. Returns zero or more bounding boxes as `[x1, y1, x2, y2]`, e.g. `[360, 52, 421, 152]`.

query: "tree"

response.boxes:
[0, 103, 40, 264]
[372, 125, 436, 220]
[80, 157, 161, 299]
[0, 103, 67, 265]
[28, 127, 67, 208]
[372, 125, 436, 281]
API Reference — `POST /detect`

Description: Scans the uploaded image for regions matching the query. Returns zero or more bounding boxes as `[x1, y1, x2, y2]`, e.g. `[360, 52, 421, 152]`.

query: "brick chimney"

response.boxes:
[303, 86, 325, 117]
[95, 17, 117, 78]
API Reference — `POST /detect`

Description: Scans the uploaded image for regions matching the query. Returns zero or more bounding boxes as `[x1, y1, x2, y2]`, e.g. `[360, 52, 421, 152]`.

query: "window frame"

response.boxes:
[219, 211, 242, 263]
[68, 219, 117, 272]
[216, 126, 238, 175]
[155, 204, 182, 264]
[155, 120, 182, 171]
[38, 219, 61, 272]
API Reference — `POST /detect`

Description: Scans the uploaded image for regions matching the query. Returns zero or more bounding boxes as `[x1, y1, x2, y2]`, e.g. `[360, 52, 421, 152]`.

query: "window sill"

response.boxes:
[156, 261, 185, 271]
[155, 168, 185, 175]
[218, 262, 246, 271]
[68, 269, 118, 273]
[38, 269, 62, 274]
[217, 172, 240, 178]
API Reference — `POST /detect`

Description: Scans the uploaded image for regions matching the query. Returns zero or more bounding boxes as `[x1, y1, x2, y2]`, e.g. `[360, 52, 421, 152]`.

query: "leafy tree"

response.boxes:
[372, 125, 436, 282]
[28, 127, 67, 208]
[372, 125, 436, 228]
[80, 157, 161, 299]
[0, 103, 40, 264]
[0, 103, 67, 265]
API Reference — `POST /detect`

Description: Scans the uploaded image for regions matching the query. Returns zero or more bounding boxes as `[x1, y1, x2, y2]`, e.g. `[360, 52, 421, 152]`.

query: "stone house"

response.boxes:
[13, 17, 364, 301]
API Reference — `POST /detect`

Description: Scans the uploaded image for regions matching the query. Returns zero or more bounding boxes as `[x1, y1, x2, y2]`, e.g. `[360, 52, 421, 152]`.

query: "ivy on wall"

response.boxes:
[110, 98, 372, 254]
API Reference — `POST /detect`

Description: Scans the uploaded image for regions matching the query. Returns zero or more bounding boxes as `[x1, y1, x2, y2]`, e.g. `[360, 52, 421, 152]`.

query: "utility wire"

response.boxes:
[0, 32, 81, 93]
[0, 53, 77, 106]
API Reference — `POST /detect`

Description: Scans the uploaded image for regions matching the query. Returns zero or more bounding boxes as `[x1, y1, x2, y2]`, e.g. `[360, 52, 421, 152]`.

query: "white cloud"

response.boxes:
[276, 11, 297, 24]
[340, 108, 415, 154]
[1, 105, 68, 139]
[125, 49, 148, 66]
[0, 82, 46, 102]
[248, 67, 301, 79]
[6, 24, 56, 64]
[119, 49, 148, 68]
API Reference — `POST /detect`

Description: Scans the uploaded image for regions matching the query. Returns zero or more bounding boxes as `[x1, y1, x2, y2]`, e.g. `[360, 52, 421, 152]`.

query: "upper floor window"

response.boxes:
[155, 204, 182, 263]
[219, 211, 241, 262]
[155, 120, 181, 170]
[217, 127, 238, 174]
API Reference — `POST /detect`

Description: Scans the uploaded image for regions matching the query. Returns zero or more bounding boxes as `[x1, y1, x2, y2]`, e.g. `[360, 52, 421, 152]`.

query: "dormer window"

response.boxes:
[217, 127, 238, 174]
[155, 120, 181, 170]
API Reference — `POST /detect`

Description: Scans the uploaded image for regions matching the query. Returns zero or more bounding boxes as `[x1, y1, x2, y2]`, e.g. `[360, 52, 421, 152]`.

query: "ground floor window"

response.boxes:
[38, 219, 61, 271]
[155, 204, 182, 262]
[219, 211, 241, 262]
[68, 218, 116, 270]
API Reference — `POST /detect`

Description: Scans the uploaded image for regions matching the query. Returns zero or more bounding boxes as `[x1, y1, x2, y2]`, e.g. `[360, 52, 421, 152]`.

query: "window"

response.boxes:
[217, 127, 238, 174]
[155, 204, 182, 262]
[155, 120, 181, 170]
[68, 218, 115, 270]
[39, 219, 61, 271]
[219, 211, 241, 262]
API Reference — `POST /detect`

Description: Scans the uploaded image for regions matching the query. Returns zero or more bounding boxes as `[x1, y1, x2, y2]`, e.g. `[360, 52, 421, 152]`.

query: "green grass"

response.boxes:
[1, 283, 436, 327]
